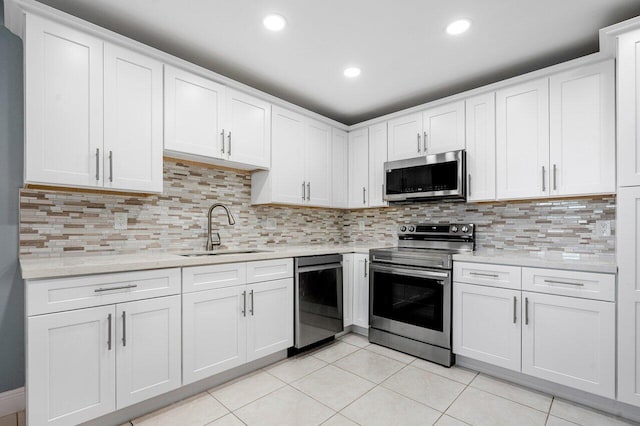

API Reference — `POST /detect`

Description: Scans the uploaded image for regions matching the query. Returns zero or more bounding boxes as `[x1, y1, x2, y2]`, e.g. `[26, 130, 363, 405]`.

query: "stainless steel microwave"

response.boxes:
[383, 150, 466, 202]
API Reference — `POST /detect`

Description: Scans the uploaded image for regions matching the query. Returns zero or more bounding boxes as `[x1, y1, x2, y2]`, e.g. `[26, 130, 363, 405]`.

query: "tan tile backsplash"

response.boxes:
[19, 159, 615, 257]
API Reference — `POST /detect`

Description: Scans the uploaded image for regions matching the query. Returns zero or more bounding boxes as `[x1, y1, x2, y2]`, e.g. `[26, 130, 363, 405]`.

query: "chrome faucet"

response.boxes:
[206, 203, 236, 250]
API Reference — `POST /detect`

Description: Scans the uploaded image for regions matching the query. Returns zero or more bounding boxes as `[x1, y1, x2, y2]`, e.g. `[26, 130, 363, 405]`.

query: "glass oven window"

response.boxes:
[372, 270, 444, 331]
[386, 161, 458, 194]
[299, 267, 342, 321]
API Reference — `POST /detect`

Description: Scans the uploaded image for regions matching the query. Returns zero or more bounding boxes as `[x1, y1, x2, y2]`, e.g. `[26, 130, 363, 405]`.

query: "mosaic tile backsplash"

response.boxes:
[19, 159, 615, 257]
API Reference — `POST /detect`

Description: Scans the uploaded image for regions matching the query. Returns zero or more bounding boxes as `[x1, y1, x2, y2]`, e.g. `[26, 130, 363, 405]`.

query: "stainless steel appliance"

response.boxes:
[369, 223, 475, 366]
[384, 150, 466, 202]
[294, 254, 344, 349]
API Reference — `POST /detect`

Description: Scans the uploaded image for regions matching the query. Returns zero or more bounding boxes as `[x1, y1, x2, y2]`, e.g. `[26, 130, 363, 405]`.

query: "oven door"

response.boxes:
[369, 262, 451, 349]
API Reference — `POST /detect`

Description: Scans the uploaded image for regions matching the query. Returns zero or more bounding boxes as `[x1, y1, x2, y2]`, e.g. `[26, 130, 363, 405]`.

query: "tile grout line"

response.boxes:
[208, 374, 288, 413]
[467, 375, 554, 414]
[438, 370, 477, 426]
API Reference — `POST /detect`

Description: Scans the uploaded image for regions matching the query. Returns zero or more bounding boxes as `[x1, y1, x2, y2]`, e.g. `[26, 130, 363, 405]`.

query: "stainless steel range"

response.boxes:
[369, 223, 475, 367]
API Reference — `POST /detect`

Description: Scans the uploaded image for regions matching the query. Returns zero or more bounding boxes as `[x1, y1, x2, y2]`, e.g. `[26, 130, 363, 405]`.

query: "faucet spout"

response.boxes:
[206, 203, 236, 250]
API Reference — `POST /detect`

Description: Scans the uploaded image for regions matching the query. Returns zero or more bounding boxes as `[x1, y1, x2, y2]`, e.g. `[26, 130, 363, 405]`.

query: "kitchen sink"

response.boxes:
[178, 249, 271, 257]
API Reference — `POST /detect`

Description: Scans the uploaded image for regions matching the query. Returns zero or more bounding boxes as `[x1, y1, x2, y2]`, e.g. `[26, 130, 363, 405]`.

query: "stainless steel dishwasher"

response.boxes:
[294, 254, 344, 349]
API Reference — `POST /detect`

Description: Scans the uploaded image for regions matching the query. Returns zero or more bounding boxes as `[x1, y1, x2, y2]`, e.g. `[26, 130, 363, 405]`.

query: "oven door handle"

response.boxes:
[369, 263, 449, 280]
[297, 263, 342, 274]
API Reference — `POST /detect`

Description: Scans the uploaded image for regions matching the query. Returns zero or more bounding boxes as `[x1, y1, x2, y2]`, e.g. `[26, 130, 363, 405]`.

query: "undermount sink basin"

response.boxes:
[179, 249, 271, 257]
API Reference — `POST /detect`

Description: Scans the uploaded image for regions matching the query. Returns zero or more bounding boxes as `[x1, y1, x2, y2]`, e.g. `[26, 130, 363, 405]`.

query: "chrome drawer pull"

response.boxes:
[250, 289, 254, 315]
[107, 313, 112, 350]
[513, 296, 517, 324]
[94, 284, 138, 293]
[122, 311, 127, 346]
[242, 290, 247, 317]
[543, 279, 584, 287]
[469, 272, 499, 278]
[525, 297, 529, 325]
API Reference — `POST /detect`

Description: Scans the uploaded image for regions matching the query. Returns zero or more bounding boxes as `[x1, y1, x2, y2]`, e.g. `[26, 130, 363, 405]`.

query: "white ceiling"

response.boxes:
[35, 0, 640, 125]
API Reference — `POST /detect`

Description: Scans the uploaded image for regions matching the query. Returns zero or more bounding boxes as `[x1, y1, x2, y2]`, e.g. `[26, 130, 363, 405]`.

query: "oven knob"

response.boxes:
[451, 226, 458, 233]
[400, 225, 407, 232]
[408, 226, 415, 232]
[461, 225, 469, 233]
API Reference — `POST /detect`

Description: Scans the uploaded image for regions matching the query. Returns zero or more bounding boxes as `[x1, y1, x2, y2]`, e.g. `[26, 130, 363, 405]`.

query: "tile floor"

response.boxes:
[117, 334, 636, 425]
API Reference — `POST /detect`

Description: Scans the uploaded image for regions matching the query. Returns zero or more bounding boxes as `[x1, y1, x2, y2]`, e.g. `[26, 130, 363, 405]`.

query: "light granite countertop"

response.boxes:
[452, 250, 617, 274]
[20, 244, 387, 280]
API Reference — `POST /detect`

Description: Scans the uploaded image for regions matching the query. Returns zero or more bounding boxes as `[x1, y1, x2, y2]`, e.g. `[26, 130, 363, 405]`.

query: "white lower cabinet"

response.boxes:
[342, 254, 354, 327]
[521, 292, 615, 398]
[352, 254, 370, 329]
[453, 283, 521, 371]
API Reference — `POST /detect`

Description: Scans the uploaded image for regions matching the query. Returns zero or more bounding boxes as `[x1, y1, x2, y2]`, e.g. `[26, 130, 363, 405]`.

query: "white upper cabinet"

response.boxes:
[25, 14, 104, 188]
[465, 93, 496, 202]
[422, 100, 465, 154]
[164, 65, 225, 159]
[331, 129, 349, 208]
[387, 113, 422, 161]
[104, 44, 163, 193]
[549, 61, 615, 196]
[618, 29, 640, 187]
[496, 78, 550, 200]
[348, 128, 369, 208]
[305, 118, 333, 207]
[225, 88, 271, 169]
[368, 122, 388, 207]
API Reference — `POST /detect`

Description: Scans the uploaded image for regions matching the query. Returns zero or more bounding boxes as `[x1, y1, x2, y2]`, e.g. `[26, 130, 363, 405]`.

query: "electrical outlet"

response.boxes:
[114, 212, 128, 230]
[358, 220, 365, 231]
[596, 220, 611, 237]
[265, 218, 277, 230]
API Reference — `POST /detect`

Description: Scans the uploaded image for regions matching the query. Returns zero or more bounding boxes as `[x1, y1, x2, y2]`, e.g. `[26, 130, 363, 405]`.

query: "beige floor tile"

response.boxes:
[312, 341, 360, 363]
[365, 343, 416, 364]
[382, 365, 466, 412]
[445, 387, 547, 426]
[338, 333, 370, 348]
[234, 385, 335, 426]
[0, 414, 15, 426]
[321, 414, 358, 426]
[206, 413, 245, 425]
[546, 416, 579, 426]
[470, 374, 552, 412]
[209, 371, 285, 411]
[334, 349, 404, 383]
[434, 415, 469, 426]
[411, 358, 478, 384]
[132, 393, 228, 426]
[291, 365, 375, 410]
[550, 399, 637, 426]
[266, 355, 327, 383]
[341, 386, 442, 426]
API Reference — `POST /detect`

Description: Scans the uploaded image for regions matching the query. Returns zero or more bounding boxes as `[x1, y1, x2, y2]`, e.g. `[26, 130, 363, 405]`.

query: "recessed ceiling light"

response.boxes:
[263, 14, 287, 31]
[446, 19, 471, 35]
[344, 67, 361, 78]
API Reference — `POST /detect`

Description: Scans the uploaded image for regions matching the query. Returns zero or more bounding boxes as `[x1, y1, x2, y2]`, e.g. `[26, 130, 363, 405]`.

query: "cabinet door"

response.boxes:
[619, 29, 640, 187]
[452, 283, 521, 371]
[465, 93, 496, 202]
[387, 113, 422, 161]
[226, 88, 271, 169]
[164, 65, 225, 159]
[270, 106, 307, 205]
[348, 128, 369, 208]
[331, 128, 349, 208]
[550, 61, 615, 196]
[369, 122, 388, 207]
[116, 295, 181, 408]
[422, 101, 465, 154]
[496, 79, 550, 200]
[104, 44, 163, 193]
[28, 306, 115, 426]
[342, 254, 354, 327]
[246, 278, 294, 361]
[352, 254, 370, 329]
[305, 119, 332, 207]
[25, 14, 103, 188]
[182, 287, 247, 384]
[617, 186, 640, 406]
[522, 292, 615, 398]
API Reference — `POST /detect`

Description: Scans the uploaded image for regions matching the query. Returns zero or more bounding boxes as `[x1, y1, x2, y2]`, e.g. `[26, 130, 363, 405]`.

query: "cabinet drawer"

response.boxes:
[454, 262, 522, 290]
[182, 262, 247, 293]
[522, 268, 615, 301]
[27, 268, 181, 315]
[246, 258, 293, 283]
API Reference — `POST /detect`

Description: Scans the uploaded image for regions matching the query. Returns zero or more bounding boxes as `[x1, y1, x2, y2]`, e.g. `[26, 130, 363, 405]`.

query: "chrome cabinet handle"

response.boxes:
[122, 311, 127, 347]
[302, 181, 306, 200]
[553, 164, 557, 190]
[220, 129, 225, 154]
[307, 182, 311, 201]
[250, 289, 254, 315]
[95, 148, 100, 181]
[469, 272, 499, 278]
[109, 151, 113, 182]
[544, 279, 584, 287]
[364, 259, 368, 277]
[423, 131, 428, 152]
[513, 297, 517, 324]
[242, 290, 246, 317]
[228, 131, 232, 156]
[95, 284, 138, 293]
[107, 313, 112, 350]
[541, 166, 546, 192]
[417, 133, 421, 153]
[381, 184, 384, 201]
[525, 297, 529, 325]
[363, 187, 366, 205]
[468, 174, 472, 196]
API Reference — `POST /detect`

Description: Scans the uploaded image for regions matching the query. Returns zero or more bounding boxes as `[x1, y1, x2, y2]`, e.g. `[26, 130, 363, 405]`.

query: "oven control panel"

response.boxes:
[398, 223, 474, 237]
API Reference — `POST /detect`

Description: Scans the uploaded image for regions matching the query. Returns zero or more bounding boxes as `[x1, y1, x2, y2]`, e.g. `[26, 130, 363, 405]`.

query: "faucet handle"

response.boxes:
[212, 232, 221, 246]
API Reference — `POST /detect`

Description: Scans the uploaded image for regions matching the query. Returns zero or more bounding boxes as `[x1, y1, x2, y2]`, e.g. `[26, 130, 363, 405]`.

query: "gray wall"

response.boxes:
[0, 0, 25, 393]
